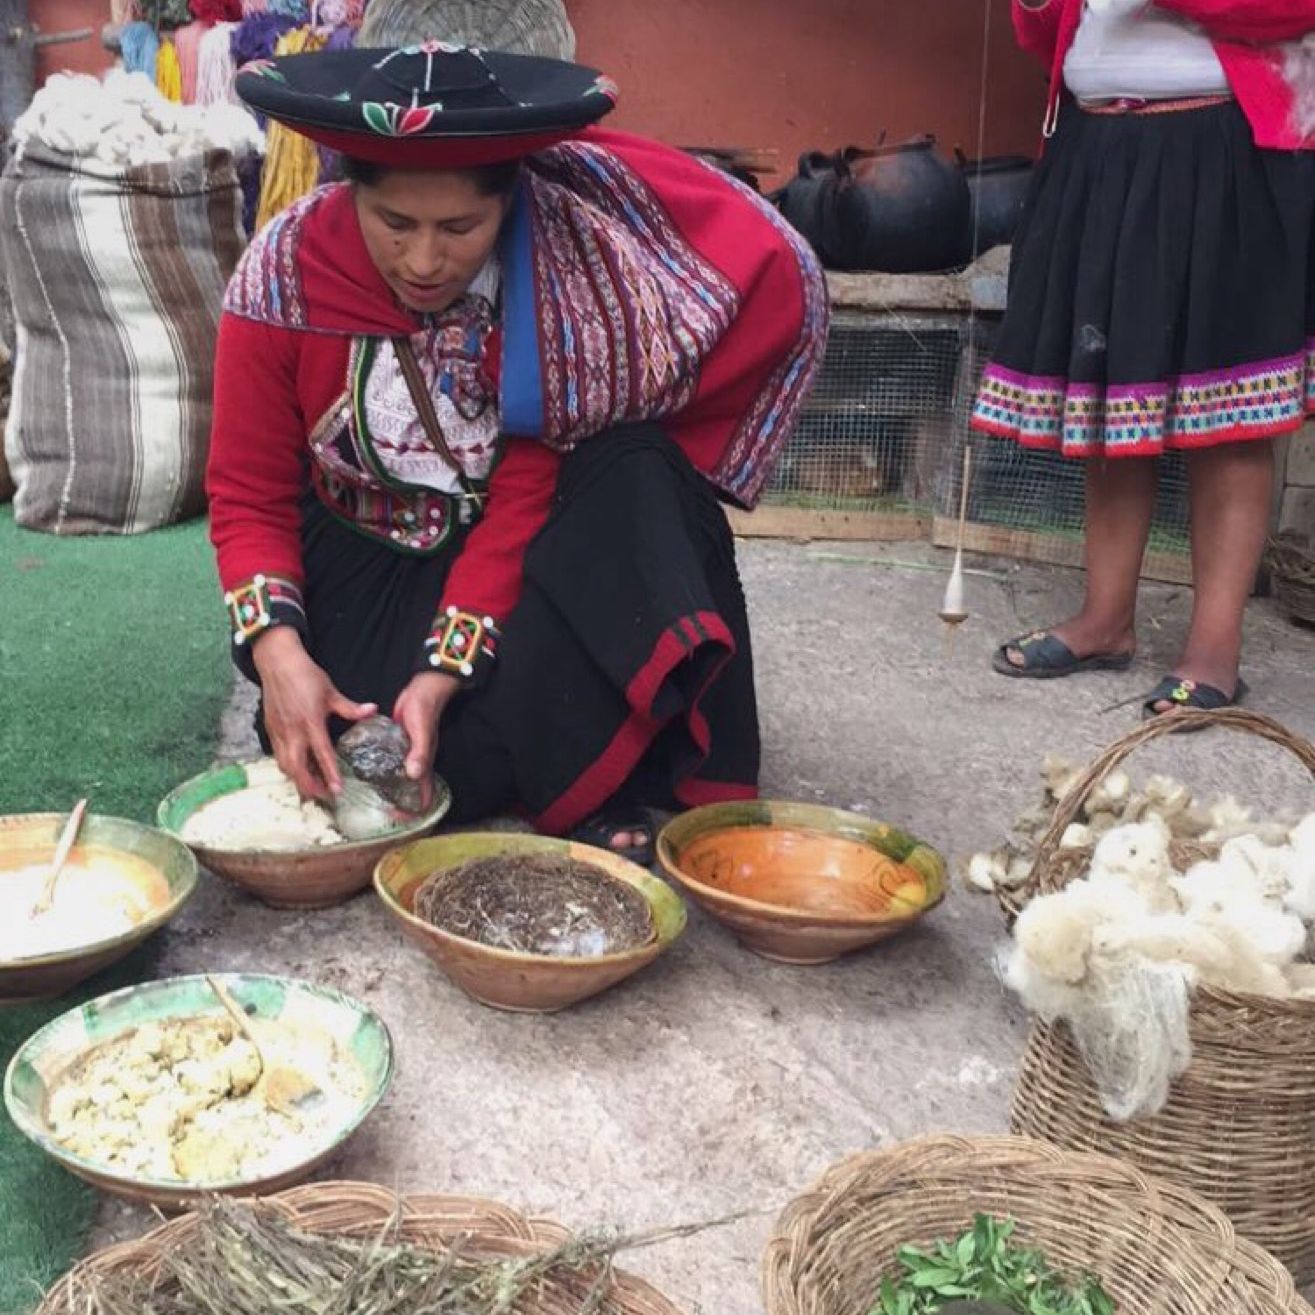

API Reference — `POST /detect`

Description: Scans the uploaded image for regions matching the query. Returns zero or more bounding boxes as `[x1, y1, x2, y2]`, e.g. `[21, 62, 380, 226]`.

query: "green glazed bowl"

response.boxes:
[657, 800, 947, 964]
[375, 832, 687, 1013]
[4, 972, 393, 1208]
[159, 758, 451, 909]
[0, 812, 198, 1005]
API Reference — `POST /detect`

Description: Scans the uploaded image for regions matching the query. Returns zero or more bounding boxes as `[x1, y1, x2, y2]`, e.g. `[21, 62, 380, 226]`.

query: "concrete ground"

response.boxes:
[94, 539, 1315, 1314]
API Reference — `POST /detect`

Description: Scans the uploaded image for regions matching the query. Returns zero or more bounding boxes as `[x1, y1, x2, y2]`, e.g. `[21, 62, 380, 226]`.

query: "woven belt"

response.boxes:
[1080, 95, 1232, 117]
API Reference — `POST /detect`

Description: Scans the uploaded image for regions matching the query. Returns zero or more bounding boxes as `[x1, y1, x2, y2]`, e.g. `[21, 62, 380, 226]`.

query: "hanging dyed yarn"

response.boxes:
[145, 0, 195, 28]
[268, 0, 310, 21]
[172, 22, 207, 103]
[312, 0, 364, 27]
[241, 0, 270, 12]
[119, 21, 160, 80]
[190, 0, 242, 18]
[110, 0, 141, 21]
[156, 37, 184, 102]
[196, 22, 240, 104]
[254, 25, 328, 230]
[231, 11, 297, 67]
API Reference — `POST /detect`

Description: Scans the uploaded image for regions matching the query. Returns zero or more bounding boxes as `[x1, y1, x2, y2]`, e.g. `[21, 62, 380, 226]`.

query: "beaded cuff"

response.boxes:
[223, 574, 306, 647]
[423, 606, 500, 682]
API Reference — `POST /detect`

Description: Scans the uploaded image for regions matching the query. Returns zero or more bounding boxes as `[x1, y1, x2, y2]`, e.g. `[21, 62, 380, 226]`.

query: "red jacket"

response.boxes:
[209, 314, 561, 627]
[1014, 0, 1315, 148]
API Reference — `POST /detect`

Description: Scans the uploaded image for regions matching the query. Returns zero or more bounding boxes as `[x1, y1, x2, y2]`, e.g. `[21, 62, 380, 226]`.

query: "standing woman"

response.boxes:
[207, 45, 827, 863]
[976, 0, 1315, 717]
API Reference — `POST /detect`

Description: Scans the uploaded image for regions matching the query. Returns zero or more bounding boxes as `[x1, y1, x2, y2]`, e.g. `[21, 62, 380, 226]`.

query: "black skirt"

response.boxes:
[255, 424, 760, 831]
[973, 100, 1315, 458]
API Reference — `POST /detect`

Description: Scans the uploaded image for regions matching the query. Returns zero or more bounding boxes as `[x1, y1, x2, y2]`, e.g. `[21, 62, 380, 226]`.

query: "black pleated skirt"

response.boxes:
[973, 100, 1315, 458]
[254, 424, 760, 831]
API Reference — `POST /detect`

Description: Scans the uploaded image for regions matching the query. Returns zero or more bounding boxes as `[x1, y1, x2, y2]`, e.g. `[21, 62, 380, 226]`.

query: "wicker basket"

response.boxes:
[37, 1181, 685, 1315]
[999, 709, 1315, 1281]
[1268, 533, 1315, 627]
[761, 1135, 1314, 1315]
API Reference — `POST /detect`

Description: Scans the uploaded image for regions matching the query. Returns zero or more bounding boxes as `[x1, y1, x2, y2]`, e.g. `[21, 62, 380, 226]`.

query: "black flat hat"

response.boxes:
[236, 42, 618, 166]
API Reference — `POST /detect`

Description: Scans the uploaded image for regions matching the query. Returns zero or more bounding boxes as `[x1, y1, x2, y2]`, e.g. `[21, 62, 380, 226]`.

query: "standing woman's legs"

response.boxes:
[1144, 439, 1273, 710]
[1004, 456, 1156, 668]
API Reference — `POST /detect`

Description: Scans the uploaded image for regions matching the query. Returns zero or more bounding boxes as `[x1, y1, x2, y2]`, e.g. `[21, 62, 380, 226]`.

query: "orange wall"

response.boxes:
[31, 0, 113, 82]
[31, 0, 1047, 176]
[569, 0, 1046, 180]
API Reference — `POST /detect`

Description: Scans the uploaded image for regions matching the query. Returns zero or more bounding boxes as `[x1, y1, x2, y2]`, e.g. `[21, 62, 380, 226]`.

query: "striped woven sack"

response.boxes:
[0, 146, 245, 533]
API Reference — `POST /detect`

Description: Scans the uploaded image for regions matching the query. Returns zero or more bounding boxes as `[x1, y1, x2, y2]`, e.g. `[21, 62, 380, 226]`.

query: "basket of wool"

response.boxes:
[989, 710, 1315, 1281]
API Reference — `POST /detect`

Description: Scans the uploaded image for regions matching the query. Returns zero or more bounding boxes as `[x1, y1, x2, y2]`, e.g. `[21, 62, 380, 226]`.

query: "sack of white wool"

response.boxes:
[0, 72, 260, 533]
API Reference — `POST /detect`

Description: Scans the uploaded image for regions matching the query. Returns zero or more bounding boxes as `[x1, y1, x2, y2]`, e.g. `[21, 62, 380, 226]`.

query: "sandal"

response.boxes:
[570, 807, 659, 866]
[992, 630, 1135, 680]
[1141, 675, 1249, 723]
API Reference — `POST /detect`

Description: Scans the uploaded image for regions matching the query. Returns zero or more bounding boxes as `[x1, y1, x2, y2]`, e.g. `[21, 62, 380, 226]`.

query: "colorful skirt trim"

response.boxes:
[974, 347, 1315, 459]
[973, 99, 1315, 459]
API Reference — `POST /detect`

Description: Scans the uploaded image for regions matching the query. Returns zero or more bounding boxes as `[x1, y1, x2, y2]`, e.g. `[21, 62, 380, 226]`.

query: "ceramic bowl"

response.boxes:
[656, 801, 946, 964]
[374, 832, 687, 1013]
[4, 972, 393, 1209]
[0, 813, 198, 1005]
[158, 759, 451, 909]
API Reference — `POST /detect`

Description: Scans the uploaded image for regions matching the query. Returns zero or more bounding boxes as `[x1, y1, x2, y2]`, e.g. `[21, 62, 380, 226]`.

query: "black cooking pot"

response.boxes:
[829, 135, 972, 273]
[958, 151, 1033, 256]
[772, 150, 844, 265]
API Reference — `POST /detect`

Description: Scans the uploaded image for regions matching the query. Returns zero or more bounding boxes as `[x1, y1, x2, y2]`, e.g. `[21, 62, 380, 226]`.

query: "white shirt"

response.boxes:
[364, 258, 502, 495]
[1063, 0, 1231, 102]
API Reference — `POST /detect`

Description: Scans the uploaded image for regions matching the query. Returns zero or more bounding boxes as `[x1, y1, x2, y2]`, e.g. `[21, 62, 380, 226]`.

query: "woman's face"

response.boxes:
[354, 168, 510, 314]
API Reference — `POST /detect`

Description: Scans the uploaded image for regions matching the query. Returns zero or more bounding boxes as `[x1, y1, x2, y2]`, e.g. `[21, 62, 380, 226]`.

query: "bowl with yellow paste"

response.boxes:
[4, 972, 393, 1207]
[0, 812, 198, 1004]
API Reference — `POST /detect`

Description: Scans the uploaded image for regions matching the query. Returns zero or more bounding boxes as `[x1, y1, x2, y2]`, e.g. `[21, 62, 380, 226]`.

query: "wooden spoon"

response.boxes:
[204, 974, 323, 1118]
[204, 973, 267, 1072]
[29, 799, 89, 918]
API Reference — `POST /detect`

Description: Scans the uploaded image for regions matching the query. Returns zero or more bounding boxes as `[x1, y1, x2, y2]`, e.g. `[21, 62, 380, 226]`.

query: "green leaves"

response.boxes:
[867, 1215, 1117, 1315]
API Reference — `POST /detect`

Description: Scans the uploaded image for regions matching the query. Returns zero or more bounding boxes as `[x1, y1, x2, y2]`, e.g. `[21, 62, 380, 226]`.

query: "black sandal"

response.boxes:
[570, 807, 659, 866]
[1141, 675, 1250, 723]
[992, 630, 1135, 680]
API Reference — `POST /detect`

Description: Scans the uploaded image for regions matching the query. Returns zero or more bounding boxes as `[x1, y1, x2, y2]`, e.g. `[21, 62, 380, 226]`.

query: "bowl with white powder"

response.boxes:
[0, 813, 198, 1004]
[158, 758, 450, 910]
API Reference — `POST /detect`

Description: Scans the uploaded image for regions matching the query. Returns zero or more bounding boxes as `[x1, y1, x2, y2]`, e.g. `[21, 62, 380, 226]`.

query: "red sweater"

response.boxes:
[1015, 0, 1315, 148]
[208, 314, 561, 626]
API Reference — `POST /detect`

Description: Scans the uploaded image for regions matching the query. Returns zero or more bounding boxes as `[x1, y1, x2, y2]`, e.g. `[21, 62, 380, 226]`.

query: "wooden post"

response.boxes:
[0, 0, 93, 140]
[0, 0, 36, 142]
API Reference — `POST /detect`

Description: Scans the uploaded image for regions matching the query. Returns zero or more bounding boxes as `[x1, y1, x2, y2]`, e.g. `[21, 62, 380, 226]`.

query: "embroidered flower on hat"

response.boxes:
[362, 101, 439, 136]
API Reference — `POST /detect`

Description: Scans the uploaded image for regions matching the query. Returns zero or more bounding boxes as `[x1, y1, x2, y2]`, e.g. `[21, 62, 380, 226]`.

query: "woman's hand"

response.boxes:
[252, 628, 377, 800]
[392, 671, 462, 803]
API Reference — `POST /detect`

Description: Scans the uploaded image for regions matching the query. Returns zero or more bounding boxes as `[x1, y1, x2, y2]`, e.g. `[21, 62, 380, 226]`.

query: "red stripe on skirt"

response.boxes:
[534, 610, 751, 834]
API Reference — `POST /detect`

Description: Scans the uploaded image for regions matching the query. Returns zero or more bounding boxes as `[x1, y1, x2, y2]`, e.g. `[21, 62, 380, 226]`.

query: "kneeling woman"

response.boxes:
[208, 44, 827, 860]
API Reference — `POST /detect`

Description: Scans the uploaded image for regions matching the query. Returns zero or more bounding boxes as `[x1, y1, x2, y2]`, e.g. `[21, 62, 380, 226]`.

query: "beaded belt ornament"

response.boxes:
[424, 606, 500, 679]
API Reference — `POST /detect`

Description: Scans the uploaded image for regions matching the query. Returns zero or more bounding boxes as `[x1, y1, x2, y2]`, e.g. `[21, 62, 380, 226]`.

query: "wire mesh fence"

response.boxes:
[760, 306, 1192, 569]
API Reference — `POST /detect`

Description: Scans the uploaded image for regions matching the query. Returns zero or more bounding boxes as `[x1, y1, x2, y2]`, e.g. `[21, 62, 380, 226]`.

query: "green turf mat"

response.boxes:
[0, 507, 230, 1313]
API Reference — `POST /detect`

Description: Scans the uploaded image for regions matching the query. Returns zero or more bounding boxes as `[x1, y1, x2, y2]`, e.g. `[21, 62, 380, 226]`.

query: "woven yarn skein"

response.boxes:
[156, 38, 184, 101]
[267, 0, 309, 20]
[230, 11, 296, 66]
[172, 22, 207, 102]
[358, 0, 575, 58]
[110, 0, 140, 21]
[147, 0, 195, 28]
[190, 0, 242, 18]
[255, 26, 328, 229]
[119, 21, 160, 79]
[312, 0, 364, 27]
[196, 22, 239, 103]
